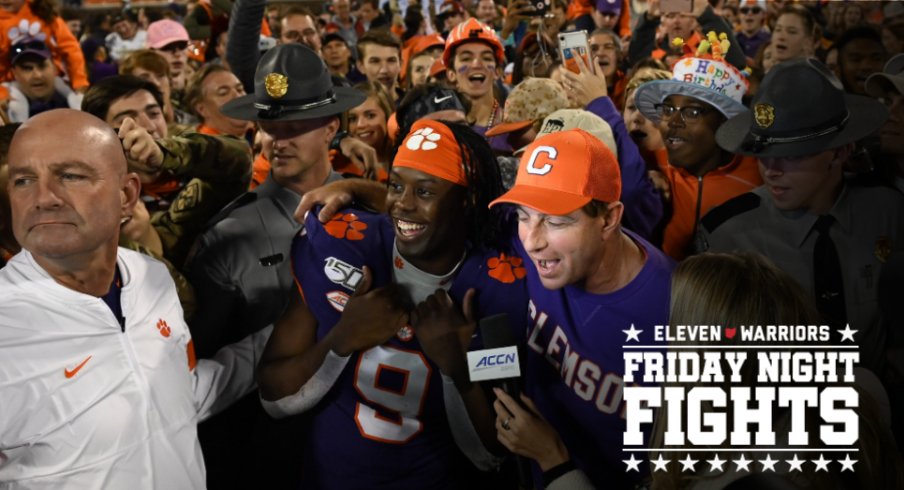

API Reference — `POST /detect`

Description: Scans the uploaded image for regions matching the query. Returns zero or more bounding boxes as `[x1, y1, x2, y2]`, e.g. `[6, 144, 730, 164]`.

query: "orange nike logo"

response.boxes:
[64, 355, 92, 379]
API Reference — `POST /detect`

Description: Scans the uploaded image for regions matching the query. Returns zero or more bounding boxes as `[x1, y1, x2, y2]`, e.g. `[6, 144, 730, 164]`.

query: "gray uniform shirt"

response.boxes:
[700, 184, 904, 374]
[185, 171, 343, 358]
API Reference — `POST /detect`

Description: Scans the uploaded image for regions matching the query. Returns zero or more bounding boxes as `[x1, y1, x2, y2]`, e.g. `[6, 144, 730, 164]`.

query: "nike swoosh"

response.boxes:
[64, 355, 92, 379]
[433, 95, 453, 104]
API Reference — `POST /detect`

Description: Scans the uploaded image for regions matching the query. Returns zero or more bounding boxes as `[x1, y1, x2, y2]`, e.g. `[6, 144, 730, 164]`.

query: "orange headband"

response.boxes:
[393, 119, 467, 186]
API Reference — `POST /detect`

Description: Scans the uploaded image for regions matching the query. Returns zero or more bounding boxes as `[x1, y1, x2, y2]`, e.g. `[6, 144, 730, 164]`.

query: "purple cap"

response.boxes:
[10, 38, 50, 65]
[596, 0, 621, 15]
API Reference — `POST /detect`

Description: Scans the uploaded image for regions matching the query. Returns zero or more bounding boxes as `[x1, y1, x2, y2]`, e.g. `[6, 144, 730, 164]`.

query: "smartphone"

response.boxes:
[524, 0, 549, 17]
[559, 30, 590, 74]
[661, 0, 693, 14]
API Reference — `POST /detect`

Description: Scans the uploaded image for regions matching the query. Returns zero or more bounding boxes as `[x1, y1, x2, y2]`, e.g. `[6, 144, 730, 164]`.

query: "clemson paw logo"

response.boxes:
[394, 256, 404, 269]
[324, 212, 367, 240]
[8, 20, 47, 45]
[156, 319, 171, 338]
[396, 324, 414, 342]
[405, 127, 441, 151]
[487, 253, 527, 284]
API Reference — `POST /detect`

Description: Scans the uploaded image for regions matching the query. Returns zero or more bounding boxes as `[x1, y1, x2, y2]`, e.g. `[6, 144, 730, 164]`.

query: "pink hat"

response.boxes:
[147, 19, 189, 49]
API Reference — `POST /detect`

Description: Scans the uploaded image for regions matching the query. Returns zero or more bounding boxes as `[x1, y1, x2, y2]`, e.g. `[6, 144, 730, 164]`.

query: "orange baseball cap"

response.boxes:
[490, 129, 621, 215]
[393, 119, 467, 186]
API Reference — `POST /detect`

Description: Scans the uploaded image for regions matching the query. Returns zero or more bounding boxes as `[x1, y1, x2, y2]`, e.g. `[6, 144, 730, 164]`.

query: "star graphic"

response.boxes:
[838, 454, 857, 472]
[812, 454, 830, 472]
[706, 454, 726, 472]
[838, 324, 858, 342]
[760, 454, 778, 472]
[786, 454, 805, 472]
[733, 454, 751, 472]
[623, 454, 642, 472]
[679, 454, 698, 472]
[650, 454, 669, 472]
[622, 324, 643, 342]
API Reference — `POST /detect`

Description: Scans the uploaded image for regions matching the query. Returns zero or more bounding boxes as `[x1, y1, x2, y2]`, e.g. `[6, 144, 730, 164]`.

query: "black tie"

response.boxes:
[813, 215, 847, 333]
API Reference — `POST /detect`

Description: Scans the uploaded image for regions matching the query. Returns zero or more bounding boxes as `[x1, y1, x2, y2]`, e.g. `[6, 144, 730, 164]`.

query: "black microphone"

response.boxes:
[477, 313, 534, 489]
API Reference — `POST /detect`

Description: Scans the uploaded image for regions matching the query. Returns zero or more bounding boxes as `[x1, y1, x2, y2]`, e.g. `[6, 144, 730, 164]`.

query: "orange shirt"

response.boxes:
[250, 152, 270, 190]
[657, 150, 762, 260]
[197, 124, 220, 136]
[0, 2, 88, 92]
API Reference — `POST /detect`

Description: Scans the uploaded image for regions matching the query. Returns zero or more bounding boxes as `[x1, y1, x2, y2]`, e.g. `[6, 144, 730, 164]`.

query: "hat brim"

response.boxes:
[635, 79, 747, 123]
[220, 86, 367, 122]
[489, 184, 590, 216]
[485, 119, 535, 137]
[865, 72, 904, 98]
[715, 94, 889, 158]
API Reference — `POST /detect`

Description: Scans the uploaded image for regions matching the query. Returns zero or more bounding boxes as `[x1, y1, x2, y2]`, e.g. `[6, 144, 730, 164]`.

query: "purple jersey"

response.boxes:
[291, 208, 528, 489]
[514, 230, 674, 488]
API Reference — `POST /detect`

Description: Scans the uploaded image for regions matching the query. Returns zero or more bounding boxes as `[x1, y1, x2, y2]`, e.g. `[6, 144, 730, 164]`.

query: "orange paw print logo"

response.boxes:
[394, 256, 404, 269]
[487, 253, 527, 284]
[156, 319, 171, 338]
[324, 212, 367, 241]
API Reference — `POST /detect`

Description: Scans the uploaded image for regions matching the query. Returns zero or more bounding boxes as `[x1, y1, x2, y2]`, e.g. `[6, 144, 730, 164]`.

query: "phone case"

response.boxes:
[559, 31, 590, 74]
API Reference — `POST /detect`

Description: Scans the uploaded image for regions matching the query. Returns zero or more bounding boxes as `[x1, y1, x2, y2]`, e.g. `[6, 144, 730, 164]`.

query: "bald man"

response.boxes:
[0, 109, 271, 488]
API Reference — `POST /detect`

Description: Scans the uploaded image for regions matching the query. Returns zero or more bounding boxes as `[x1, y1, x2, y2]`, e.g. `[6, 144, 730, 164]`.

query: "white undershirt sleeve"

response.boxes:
[442, 374, 504, 471]
[260, 349, 350, 419]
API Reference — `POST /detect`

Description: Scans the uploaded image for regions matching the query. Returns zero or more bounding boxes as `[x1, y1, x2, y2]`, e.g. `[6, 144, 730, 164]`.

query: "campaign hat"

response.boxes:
[716, 58, 888, 158]
[221, 43, 365, 121]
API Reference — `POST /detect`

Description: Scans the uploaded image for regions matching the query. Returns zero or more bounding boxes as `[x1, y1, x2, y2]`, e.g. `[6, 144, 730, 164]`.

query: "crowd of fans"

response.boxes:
[1, 0, 904, 489]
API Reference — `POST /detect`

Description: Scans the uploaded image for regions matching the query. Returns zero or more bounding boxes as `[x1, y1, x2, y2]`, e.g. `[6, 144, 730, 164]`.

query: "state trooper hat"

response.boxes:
[716, 58, 888, 158]
[221, 43, 365, 122]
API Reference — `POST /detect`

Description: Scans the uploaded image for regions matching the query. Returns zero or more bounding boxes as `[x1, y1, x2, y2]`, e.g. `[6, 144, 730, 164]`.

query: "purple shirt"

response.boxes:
[736, 29, 771, 59]
[515, 229, 674, 488]
[585, 96, 664, 241]
[291, 208, 529, 489]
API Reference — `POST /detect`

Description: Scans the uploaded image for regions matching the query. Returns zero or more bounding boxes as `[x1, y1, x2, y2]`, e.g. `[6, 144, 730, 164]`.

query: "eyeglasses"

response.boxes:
[159, 41, 188, 53]
[654, 103, 713, 122]
[739, 7, 763, 14]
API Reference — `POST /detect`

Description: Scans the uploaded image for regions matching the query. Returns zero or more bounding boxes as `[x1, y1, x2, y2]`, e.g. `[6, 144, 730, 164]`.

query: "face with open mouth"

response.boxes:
[738, 6, 765, 35]
[385, 166, 468, 274]
[449, 42, 498, 98]
[772, 13, 814, 63]
[623, 90, 664, 152]
[516, 205, 606, 291]
[589, 32, 619, 80]
[658, 95, 725, 175]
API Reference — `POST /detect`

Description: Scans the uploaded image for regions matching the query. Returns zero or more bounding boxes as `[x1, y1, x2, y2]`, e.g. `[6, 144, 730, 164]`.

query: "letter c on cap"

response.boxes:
[526, 146, 557, 175]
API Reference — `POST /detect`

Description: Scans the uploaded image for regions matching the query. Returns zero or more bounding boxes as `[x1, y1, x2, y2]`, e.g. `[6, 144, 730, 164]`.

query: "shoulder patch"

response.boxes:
[323, 212, 368, 241]
[700, 192, 761, 233]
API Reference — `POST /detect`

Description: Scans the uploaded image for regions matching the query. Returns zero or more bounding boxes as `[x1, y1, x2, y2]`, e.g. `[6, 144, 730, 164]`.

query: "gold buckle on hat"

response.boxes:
[265, 73, 289, 98]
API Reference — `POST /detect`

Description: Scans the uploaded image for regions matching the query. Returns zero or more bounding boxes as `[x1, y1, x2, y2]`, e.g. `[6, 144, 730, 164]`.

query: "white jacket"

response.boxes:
[0, 248, 271, 489]
[3, 77, 83, 123]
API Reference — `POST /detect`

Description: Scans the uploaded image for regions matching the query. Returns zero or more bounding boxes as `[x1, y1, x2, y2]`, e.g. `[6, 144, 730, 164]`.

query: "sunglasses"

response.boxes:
[159, 41, 188, 53]
[739, 7, 763, 14]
